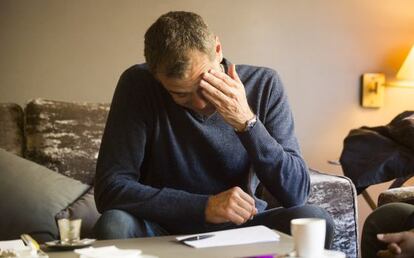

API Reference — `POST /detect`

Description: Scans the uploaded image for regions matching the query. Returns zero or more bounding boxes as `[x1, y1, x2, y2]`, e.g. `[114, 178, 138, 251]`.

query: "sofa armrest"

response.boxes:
[307, 169, 359, 258]
[378, 186, 414, 207]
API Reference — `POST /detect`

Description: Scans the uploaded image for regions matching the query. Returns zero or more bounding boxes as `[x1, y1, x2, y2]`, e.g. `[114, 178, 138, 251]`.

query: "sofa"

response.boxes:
[0, 99, 359, 258]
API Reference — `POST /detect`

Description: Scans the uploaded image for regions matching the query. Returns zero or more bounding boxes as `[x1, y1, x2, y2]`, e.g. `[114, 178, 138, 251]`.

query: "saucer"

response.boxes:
[45, 238, 96, 250]
[288, 250, 346, 258]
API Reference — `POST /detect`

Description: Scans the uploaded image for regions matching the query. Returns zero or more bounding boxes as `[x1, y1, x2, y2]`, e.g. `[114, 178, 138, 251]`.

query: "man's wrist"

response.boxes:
[235, 114, 257, 132]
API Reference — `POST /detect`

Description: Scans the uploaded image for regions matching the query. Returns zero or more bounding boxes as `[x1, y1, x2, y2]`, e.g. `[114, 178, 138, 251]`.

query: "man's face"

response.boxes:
[156, 50, 222, 116]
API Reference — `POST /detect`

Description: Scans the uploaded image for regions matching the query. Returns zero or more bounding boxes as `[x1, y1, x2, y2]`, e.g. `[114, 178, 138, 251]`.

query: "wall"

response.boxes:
[1, 0, 414, 246]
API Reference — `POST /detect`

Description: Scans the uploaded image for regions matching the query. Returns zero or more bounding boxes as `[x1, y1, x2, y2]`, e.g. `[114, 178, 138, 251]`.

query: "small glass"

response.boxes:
[57, 218, 82, 244]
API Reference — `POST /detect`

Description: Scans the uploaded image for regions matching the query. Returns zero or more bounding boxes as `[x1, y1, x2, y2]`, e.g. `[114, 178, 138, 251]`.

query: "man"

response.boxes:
[94, 11, 333, 246]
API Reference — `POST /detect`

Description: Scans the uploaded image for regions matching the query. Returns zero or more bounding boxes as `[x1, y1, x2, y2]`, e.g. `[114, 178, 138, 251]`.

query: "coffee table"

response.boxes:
[45, 231, 294, 258]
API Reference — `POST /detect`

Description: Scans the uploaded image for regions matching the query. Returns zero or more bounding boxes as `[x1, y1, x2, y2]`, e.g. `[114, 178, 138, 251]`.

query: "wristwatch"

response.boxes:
[236, 115, 257, 132]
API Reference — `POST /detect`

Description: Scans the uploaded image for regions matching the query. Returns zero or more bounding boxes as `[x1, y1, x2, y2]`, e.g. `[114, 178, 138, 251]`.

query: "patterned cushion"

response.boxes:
[25, 99, 110, 184]
[0, 103, 24, 156]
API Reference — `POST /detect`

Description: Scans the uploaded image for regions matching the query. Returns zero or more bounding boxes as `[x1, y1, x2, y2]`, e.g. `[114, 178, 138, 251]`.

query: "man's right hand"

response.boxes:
[377, 230, 414, 257]
[205, 186, 258, 225]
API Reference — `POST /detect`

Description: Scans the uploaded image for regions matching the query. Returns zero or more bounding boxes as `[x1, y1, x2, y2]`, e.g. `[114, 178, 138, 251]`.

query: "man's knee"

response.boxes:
[361, 203, 414, 258]
[94, 209, 141, 240]
[364, 202, 414, 232]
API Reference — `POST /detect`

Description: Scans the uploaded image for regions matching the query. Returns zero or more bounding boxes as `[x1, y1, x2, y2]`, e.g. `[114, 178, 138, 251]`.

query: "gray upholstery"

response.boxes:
[0, 99, 358, 258]
[378, 186, 414, 207]
[0, 103, 24, 156]
[307, 169, 358, 258]
[25, 99, 109, 184]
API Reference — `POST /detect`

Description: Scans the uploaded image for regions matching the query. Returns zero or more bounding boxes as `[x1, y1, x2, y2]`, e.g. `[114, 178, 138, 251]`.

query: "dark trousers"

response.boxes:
[361, 202, 414, 258]
[94, 204, 334, 248]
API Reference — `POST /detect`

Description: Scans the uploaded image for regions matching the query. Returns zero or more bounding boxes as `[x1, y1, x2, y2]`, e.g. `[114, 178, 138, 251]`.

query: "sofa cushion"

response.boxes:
[0, 148, 89, 242]
[55, 188, 101, 238]
[0, 103, 24, 156]
[25, 99, 109, 184]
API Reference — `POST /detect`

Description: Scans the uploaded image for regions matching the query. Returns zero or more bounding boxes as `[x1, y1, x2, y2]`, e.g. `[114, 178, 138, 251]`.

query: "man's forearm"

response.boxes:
[237, 120, 310, 207]
[94, 171, 210, 226]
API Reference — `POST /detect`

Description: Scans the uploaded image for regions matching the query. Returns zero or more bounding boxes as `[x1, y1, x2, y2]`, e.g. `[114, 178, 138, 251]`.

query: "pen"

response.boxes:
[179, 234, 214, 242]
[21, 234, 40, 251]
[21, 234, 48, 257]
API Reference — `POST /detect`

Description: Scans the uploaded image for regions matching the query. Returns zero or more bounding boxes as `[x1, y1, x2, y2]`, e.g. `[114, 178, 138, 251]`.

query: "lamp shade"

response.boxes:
[396, 45, 414, 83]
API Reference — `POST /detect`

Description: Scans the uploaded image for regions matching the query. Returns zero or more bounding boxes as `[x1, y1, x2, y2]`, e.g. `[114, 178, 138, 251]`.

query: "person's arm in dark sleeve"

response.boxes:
[237, 70, 310, 207]
[94, 68, 209, 226]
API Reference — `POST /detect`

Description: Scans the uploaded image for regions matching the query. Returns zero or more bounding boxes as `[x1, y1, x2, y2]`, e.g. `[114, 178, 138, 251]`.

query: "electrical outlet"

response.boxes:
[361, 73, 385, 108]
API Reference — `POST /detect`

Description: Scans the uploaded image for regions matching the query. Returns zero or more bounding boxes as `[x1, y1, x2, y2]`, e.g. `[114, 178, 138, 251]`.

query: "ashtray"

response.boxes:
[45, 238, 96, 250]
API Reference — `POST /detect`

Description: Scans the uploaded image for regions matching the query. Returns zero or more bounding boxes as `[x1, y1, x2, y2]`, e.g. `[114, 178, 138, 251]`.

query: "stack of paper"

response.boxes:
[0, 239, 41, 257]
[74, 246, 158, 258]
[0, 239, 26, 250]
[176, 225, 280, 248]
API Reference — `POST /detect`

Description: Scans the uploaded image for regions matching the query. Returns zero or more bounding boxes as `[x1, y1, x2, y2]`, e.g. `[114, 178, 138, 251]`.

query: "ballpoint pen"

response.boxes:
[179, 234, 215, 242]
[20, 234, 48, 258]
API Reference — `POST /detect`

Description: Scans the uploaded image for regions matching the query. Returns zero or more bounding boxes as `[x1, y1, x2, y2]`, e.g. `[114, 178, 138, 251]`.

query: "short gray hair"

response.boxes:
[144, 11, 216, 78]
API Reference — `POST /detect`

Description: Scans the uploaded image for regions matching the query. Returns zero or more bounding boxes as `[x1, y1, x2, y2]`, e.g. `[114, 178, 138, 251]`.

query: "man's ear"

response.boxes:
[214, 36, 223, 62]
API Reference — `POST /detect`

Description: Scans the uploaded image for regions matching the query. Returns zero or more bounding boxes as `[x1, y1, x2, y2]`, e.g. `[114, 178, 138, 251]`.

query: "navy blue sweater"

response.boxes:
[95, 59, 310, 233]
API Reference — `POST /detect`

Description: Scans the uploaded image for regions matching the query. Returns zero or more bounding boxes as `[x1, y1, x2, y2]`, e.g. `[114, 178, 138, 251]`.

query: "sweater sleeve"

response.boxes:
[237, 70, 310, 207]
[94, 68, 209, 227]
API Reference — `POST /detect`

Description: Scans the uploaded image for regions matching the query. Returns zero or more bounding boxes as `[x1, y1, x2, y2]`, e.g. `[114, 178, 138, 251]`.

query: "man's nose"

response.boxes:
[191, 90, 208, 109]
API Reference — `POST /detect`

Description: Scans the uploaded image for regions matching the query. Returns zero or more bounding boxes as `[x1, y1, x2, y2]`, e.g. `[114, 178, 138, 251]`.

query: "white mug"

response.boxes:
[291, 218, 326, 258]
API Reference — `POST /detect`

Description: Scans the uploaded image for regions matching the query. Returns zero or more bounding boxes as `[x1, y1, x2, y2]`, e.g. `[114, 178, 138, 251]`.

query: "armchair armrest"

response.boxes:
[259, 168, 358, 258]
[378, 186, 414, 207]
[307, 169, 358, 258]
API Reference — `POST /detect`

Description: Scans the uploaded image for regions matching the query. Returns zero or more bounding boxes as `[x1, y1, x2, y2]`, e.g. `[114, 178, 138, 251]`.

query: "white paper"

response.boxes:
[75, 246, 142, 258]
[176, 225, 280, 248]
[0, 239, 26, 250]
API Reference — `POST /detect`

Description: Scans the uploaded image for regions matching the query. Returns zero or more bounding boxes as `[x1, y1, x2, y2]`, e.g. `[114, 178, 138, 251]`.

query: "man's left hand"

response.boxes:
[200, 64, 254, 131]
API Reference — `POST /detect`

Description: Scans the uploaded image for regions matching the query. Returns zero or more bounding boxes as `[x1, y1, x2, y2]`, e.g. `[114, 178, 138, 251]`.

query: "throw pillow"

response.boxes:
[25, 99, 109, 184]
[55, 188, 101, 238]
[0, 149, 89, 242]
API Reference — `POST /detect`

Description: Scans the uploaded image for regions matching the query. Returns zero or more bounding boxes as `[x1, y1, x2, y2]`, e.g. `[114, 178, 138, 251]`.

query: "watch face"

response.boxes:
[246, 116, 257, 130]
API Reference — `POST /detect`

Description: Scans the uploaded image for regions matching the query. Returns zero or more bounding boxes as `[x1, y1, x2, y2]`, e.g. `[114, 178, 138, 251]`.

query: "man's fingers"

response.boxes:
[202, 71, 235, 94]
[200, 80, 228, 106]
[228, 64, 241, 83]
[231, 187, 256, 219]
[387, 243, 402, 254]
[378, 232, 406, 244]
[200, 86, 225, 110]
[228, 200, 253, 223]
[225, 208, 248, 225]
[208, 69, 239, 88]
[237, 188, 256, 207]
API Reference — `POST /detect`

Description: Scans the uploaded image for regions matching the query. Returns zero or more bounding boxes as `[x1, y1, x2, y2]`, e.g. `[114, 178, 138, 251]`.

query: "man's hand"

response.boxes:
[200, 64, 254, 131]
[377, 230, 414, 257]
[205, 186, 257, 225]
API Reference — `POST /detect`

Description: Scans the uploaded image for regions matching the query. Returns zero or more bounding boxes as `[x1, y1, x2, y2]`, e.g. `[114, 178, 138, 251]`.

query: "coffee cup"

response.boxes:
[291, 218, 326, 258]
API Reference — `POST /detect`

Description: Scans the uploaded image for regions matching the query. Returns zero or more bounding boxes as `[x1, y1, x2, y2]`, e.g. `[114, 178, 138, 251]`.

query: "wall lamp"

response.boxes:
[361, 44, 414, 108]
